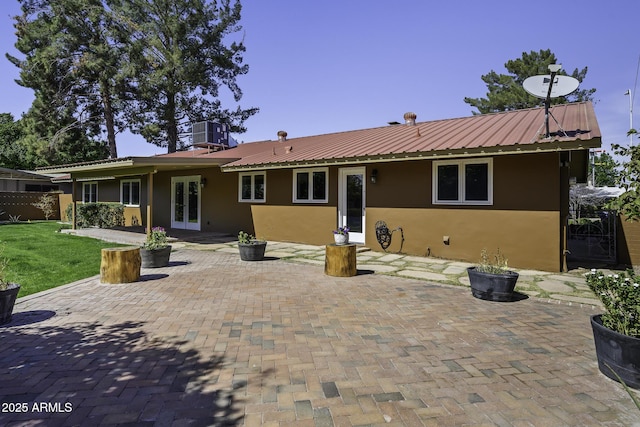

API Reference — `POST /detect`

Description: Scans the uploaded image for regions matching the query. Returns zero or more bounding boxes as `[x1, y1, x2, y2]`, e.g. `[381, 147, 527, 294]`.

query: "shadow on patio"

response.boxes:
[0, 321, 247, 425]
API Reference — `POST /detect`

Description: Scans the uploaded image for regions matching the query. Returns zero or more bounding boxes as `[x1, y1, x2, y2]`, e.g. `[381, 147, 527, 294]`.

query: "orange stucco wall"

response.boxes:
[237, 152, 566, 271]
[618, 215, 640, 270]
[365, 207, 560, 271]
[255, 152, 564, 270]
[59, 193, 72, 221]
[251, 205, 336, 245]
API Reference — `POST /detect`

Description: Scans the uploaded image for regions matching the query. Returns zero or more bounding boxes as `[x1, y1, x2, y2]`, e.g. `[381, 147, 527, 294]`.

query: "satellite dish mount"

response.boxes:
[522, 64, 580, 139]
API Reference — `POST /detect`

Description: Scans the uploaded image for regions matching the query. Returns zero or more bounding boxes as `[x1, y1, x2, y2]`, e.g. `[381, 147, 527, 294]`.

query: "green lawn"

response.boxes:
[0, 222, 124, 297]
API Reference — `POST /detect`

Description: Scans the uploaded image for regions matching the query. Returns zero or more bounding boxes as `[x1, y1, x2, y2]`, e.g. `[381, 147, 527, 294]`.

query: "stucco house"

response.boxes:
[0, 167, 69, 220]
[0, 167, 61, 192]
[39, 102, 601, 271]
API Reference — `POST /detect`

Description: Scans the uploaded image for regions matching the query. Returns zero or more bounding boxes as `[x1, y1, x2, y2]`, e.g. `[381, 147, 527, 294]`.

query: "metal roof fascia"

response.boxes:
[38, 156, 237, 176]
[69, 166, 158, 180]
[220, 138, 601, 172]
[75, 175, 117, 182]
[38, 158, 136, 174]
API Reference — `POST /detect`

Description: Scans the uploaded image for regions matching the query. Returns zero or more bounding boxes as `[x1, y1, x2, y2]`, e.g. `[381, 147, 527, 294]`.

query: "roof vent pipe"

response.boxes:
[403, 112, 417, 125]
[277, 130, 287, 142]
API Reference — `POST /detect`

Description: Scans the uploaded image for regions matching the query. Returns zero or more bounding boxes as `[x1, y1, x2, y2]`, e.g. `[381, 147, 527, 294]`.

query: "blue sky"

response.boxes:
[1, 0, 638, 157]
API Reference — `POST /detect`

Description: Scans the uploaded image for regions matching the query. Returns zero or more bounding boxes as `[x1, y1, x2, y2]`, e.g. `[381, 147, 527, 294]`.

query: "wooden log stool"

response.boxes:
[100, 246, 141, 284]
[324, 243, 357, 277]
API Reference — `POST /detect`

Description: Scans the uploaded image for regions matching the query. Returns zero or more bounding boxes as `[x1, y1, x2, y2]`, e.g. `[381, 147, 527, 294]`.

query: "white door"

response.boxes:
[339, 167, 366, 243]
[171, 176, 201, 230]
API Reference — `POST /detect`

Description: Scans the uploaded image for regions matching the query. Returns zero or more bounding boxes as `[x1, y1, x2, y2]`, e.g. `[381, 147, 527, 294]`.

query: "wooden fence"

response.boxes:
[0, 192, 62, 221]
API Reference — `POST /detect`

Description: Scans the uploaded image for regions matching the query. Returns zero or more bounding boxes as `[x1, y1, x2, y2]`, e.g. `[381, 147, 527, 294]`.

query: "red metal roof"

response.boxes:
[162, 102, 601, 170]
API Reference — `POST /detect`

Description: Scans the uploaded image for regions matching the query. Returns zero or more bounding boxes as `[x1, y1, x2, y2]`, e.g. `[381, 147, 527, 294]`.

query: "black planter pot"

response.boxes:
[591, 314, 640, 389]
[239, 241, 267, 261]
[467, 267, 519, 302]
[0, 283, 20, 325]
[140, 245, 172, 268]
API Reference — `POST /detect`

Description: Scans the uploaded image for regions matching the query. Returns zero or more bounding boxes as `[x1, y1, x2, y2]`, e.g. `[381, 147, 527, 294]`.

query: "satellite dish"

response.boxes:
[523, 75, 580, 99]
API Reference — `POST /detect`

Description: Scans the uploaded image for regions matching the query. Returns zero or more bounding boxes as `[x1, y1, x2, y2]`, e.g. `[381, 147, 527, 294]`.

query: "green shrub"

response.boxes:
[64, 203, 125, 228]
[476, 248, 510, 274]
[586, 269, 640, 338]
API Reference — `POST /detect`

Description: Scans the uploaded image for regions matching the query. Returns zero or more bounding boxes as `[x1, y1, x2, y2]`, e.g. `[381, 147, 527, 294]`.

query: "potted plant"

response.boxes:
[586, 269, 640, 389]
[140, 226, 172, 268]
[466, 248, 519, 302]
[238, 231, 267, 261]
[0, 247, 19, 325]
[333, 226, 350, 245]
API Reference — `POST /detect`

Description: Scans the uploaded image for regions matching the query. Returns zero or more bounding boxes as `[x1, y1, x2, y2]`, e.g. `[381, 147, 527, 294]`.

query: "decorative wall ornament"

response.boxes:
[375, 220, 404, 253]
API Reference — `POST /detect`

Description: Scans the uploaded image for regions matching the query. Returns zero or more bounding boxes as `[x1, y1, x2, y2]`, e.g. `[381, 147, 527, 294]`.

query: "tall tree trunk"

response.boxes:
[100, 80, 118, 158]
[166, 92, 177, 153]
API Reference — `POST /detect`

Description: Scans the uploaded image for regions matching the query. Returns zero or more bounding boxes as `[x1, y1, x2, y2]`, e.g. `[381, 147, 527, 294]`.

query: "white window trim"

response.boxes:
[293, 167, 329, 203]
[432, 158, 493, 205]
[238, 171, 266, 203]
[82, 182, 98, 203]
[120, 179, 141, 207]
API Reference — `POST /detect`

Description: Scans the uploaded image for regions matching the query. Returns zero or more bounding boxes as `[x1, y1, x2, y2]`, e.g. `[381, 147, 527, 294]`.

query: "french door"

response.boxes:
[171, 176, 201, 230]
[338, 167, 366, 243]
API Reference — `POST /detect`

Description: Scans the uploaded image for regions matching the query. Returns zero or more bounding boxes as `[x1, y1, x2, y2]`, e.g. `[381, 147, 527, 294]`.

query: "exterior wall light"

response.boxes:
[370, 169, 378, 184]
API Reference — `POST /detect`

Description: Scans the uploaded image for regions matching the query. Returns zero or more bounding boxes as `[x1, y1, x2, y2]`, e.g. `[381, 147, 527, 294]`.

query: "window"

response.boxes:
[121, 179, 141, 206]
[432, 158, 492, 205]
[238, 172, 266, 202]
[293, 168, 328, 203]
[82, 182, 98, 203]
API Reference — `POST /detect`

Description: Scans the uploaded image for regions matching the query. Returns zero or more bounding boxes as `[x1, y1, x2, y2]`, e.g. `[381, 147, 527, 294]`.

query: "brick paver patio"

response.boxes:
[1, 248, 638, 426]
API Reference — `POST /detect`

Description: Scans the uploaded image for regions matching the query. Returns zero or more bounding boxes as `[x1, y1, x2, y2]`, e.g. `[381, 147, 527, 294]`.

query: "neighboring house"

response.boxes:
[0, 167, 68, 220]
[38, 102, 601, 271]
[0, 167, 61, 192]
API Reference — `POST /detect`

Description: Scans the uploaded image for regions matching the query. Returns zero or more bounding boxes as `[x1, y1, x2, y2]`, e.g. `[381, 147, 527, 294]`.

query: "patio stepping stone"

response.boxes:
[292, 250, 322, 256]
[377, 254, 405, 262]
[536, 279, 574, 293]
[358, 264, 399, 273]
[547, 274, 586, 285]
[297, 244, 326, 250]
[265, 251, 298, 258]
[402, 256, 448, 264]
[397, 270, 449, 282]
[517, 269, 551, 276]
[520, 289, 541, 297]
[362, 251, 387, 258]
[193, 242, 228, 250]
[448, 261, 475, 268]
[424, 263, 446, 271]
[442, 265, 467, 275]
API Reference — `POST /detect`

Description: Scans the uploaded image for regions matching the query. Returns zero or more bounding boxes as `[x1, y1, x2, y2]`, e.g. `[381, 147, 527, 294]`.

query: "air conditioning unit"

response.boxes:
[192, 121, 234, 149]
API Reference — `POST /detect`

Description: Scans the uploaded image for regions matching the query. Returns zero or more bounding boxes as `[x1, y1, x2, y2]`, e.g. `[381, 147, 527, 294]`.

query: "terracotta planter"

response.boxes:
[0, 283, 20, 325]
[467, 267, 519, 302]
[591, 314, 640, 389]
[140, 245, 172, 268]
[334, 233, 349, 245]
[239, 241, 267, 261]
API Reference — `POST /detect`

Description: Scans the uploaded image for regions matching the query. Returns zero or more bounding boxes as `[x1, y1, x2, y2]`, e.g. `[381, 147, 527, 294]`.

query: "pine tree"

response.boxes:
[8, 0, 118, 159]
[111, 0, 258, 152]
[464, 49, 596, 114]
[8, 0, 257, 158]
